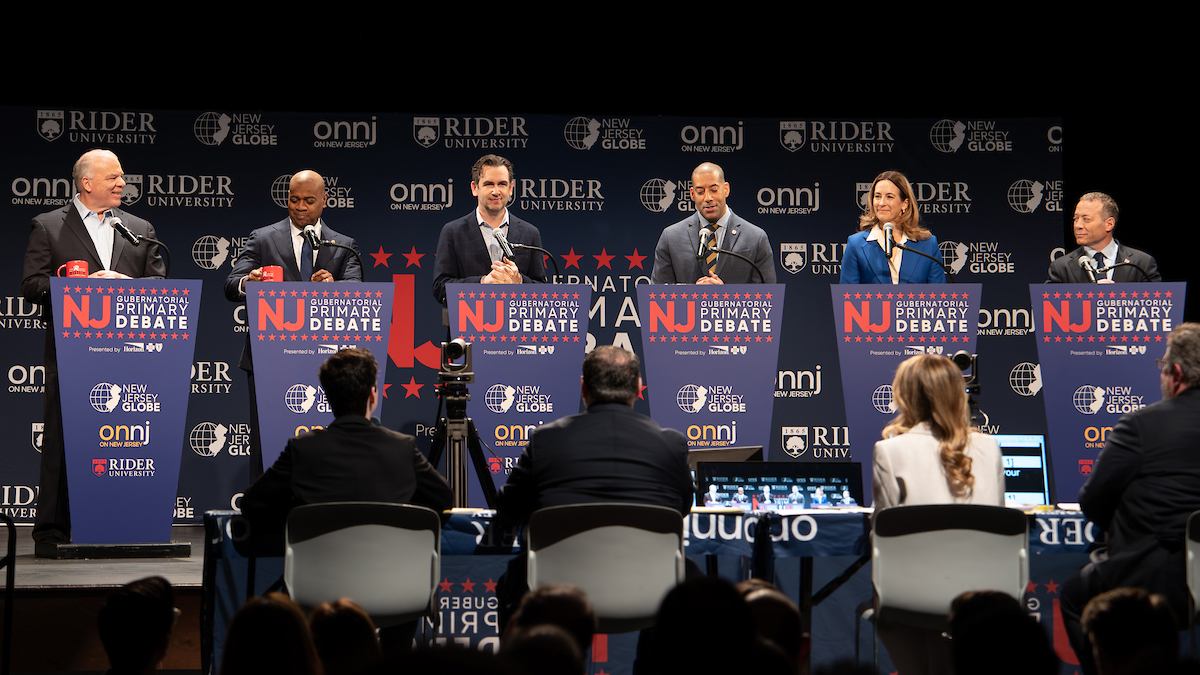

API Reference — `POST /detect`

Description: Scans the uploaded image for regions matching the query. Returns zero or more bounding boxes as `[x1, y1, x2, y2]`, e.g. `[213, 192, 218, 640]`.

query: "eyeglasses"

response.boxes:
[1157, 358, 1172, 373]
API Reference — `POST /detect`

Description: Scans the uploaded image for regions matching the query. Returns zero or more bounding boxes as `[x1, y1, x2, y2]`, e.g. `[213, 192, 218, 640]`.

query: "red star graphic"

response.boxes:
[594, 248, 615, 269]
[402, 246, 424, 268]
[562, 248, 583, 269]
[381, 383, 391, 399]
[461, 578, 476, 593]
[439, 578, 454, 593]
[370, 246, 393, 268]
[625, 248, 647, 270]
[483, 578, 498, 593]
[1044, 578, 1060, 595]
[401, 377, 423, 399]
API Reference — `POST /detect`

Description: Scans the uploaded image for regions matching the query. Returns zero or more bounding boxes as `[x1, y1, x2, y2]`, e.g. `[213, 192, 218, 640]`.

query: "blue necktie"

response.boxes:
[300, 238, 314, 281]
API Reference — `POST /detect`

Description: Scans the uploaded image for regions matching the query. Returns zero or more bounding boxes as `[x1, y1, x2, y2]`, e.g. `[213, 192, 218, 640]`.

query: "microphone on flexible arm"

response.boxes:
[492, 229, 517, 260]
[110, 217, 142, 246]
[695, 227, 712, 262]
[1079, 256, 1099, 283]
[301, 225, 323, 251]
[882, 222, 895, 259]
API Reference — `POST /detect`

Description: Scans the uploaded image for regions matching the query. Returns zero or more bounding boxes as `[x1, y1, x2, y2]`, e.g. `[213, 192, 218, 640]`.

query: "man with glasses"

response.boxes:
[1059, 323, 1200, 675]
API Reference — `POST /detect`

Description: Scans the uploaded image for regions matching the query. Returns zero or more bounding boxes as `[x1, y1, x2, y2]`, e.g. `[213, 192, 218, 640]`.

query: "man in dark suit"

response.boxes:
[1047, 192, 1161, 283]
[241, 348, 452, 534]
[21, 149, 166, 553]
[432, 154, 546, 303]
[1060, 323, 1200, 675]
[223, 170, 362, 479]
[651, 162, 775, 285]
[492, 345, 693, 620]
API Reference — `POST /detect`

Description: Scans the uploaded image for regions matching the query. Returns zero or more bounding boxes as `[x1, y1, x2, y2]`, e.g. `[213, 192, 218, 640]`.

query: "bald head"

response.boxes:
[692, 162, 725, 184]
[73, 149, 126, 212]
[288, 170, 327, 229]
[689, 162, 730, 224]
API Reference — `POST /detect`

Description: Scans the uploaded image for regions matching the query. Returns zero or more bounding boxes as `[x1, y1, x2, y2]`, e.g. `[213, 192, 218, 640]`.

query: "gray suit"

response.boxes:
[651, 211, 775, 284]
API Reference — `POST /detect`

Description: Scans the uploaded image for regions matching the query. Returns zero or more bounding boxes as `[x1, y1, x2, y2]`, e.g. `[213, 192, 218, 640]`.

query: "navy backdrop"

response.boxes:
[0, 106, 1063, 523]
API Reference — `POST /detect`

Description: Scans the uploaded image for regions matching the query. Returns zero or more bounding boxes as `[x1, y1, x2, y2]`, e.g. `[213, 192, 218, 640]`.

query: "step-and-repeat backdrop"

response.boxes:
[0, 107, 1065, 522]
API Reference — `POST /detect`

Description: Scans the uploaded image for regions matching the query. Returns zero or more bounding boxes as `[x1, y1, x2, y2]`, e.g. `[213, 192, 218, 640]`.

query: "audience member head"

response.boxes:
[651, 577, 756, 674]
[500, 624, 584, 675]
[581, 346, 641, 406]
[949, 590, 1056, 675]
[219, 592, 322, 675]
[736, 580, 805, 670]
[883, 353, 975, 498]
[309, 598, 381, 675]
[1082, 587, 1179, 675]
[1161, 322, 1200, 397]
[318, 348, 378, 418]
[97, 576, 176, 674]
[858, 170, 929, 241]
[505, 584, 596, 656]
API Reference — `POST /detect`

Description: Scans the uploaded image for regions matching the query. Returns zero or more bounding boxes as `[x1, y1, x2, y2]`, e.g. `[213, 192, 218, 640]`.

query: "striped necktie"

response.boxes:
[705, 222, 720, 274]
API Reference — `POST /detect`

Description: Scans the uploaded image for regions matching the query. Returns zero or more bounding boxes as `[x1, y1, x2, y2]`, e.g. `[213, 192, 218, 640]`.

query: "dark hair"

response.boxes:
[500, 624, 584, 675]
[581, 346, 640, 404]
[318, 348, 378, 418]
[309, 598, 381, 675]
[471, 154, 515, 185]
[98, 576, 176, 671]
[507, 584, 596, 655]
[1082, 587, 1179, 668]
[220, 593, 322, 675]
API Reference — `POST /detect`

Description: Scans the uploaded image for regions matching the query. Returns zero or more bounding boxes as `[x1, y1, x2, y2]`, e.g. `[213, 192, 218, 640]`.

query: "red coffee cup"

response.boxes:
[57, 260, 89, 278]
[261, 265, 284, 282]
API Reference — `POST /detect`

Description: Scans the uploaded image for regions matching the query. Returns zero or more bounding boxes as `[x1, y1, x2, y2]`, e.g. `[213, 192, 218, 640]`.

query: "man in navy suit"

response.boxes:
[22, 149, 166, 553]
[224, 170, 362, 480]
[1047, 192, 1161, 283]
[432, 154, 545, 303]
[1060, 323, 1200, 674]
[651, 162, 775, 285]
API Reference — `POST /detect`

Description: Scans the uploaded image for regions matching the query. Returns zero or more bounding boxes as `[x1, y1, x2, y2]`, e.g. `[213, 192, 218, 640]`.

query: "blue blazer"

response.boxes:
[839, 230, 945, 284]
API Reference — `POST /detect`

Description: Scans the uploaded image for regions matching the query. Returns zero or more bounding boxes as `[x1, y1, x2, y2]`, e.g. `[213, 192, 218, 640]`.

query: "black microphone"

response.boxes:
[110, 217, 142, 246]
[1079, 256, 1099, 283]
[696, 227, 712, 261]
[493, 229, 517, 260]
[301, 225, 323, 250]
[882, 222, 895, 259]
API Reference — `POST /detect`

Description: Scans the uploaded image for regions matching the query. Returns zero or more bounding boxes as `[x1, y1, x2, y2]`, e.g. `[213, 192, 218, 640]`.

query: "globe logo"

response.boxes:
[285, 384, 318, 414]
[929, 119, 966, 153]
[1073, 385, 1106, 414]
[563, 117, 601, 151]
[90, 383, 121, 413]
[194, 111, 231, 146]
[485, 384, 516, 414]
[939, 240, 969, 274]
[192, 235, 232, 270]
[1007, 180, 1045, 214]
[676, 384, 709, 414]
[640, 179, 677, 213]
[189, 422, 228, 457]
[271, 175, 293, 208]
[872, 385, 897, 414]
[1010, 363, 1043, 397]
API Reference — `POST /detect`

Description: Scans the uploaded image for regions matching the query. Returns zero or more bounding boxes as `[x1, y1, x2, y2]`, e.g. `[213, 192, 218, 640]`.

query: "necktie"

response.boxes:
[705, 222, 719, 274]
[1093, 251, 1105, 281]
[300, 237, 314, 281]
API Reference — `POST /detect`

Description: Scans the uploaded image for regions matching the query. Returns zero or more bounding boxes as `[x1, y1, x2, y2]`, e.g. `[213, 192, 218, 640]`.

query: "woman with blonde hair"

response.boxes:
[840, 170, 946, 285]
[873, 353, 1003, 508]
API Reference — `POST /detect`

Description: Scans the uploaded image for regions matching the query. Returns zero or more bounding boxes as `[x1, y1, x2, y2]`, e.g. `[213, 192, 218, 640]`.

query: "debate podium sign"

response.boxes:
[831, 284, 982, 502]
[446, 283, 591, 507]
[51, 278, 201, 544]
[636, 284, 785, 456]
[1030, 283, 1186, 502]
[247, 282, 395, 468]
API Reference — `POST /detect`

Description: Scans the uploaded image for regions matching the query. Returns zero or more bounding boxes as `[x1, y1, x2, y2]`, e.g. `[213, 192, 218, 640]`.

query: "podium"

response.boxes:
[831, 284, 983, 502]
[1030, 282, 1186, 501]
[445, 283, 592, 507]
[636, 284, 785, 456]
[50, 278, 201, 551]
[246, 282, 395, 469]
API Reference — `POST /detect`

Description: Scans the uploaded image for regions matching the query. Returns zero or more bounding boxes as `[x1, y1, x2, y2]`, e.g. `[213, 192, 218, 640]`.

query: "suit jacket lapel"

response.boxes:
[271, 220, 302, 280]
[716, 214, 742, 277]
[63, 206, 104, 270]
[867, 239, 891, 284]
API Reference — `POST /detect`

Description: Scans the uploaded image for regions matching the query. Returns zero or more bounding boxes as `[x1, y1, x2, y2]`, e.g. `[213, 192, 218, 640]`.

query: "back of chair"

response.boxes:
[286, 502, 441, 628]
[527, 503, 685, 634]
[1186, 510, 1200, 621]
[871, 504, 1028, 630]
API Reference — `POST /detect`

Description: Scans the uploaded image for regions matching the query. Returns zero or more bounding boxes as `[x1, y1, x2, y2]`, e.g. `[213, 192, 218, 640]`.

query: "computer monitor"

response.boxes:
[994, 434, 1051, 507]
[695, 461, 864, 511]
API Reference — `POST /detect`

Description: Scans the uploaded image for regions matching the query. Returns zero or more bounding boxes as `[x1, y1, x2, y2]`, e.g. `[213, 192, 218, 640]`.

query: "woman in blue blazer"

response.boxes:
[839, 170, 946, 284]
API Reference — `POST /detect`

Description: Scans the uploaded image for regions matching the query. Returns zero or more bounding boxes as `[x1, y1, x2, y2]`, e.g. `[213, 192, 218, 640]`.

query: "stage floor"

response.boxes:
[10, 524, 205, 590]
